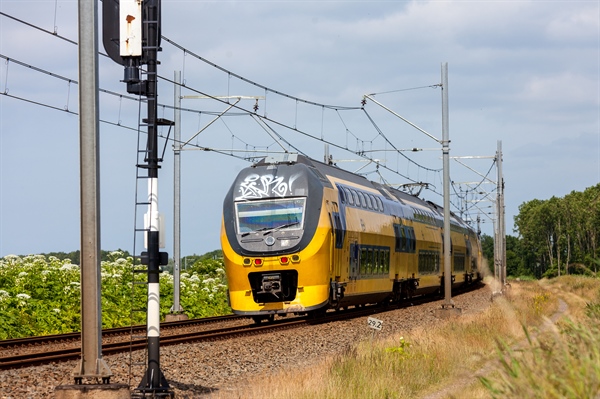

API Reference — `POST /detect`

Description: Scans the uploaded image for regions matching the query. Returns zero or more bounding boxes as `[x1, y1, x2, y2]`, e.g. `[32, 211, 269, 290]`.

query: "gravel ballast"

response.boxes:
[0, 284, 492, 398]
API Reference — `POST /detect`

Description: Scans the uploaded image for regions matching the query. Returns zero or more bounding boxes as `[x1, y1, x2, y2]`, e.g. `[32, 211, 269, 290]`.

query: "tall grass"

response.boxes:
[212, 278, 574, 399]
[479, 276, 600, 399]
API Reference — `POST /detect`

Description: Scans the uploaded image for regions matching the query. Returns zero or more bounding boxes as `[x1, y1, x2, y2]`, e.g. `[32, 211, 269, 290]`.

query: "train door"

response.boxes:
[328, 201, 344, 278]
[349, 240, 359, 280]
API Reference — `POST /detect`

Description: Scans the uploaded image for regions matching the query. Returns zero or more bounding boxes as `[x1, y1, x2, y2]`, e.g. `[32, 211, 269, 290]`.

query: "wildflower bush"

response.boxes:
[0, 252, 230, 339]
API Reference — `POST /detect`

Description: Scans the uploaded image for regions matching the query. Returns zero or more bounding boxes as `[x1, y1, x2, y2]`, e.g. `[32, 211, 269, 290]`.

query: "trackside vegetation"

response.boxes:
[222, 277, 600, 399]
[0, 251, 230, 339]
[482, 184, 600, 279]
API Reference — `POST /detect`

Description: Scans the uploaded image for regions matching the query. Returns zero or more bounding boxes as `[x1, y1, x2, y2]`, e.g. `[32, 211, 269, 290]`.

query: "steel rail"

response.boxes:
[0, 314, 242, 349]
[1, 283, 484, 370]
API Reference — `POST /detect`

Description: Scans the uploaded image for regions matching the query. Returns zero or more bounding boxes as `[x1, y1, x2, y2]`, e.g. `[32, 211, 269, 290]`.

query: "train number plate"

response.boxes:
[367, 317, 383, 331]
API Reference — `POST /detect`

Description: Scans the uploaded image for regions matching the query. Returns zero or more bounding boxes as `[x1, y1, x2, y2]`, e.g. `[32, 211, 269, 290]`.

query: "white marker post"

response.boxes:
[367, 316, 383, 360]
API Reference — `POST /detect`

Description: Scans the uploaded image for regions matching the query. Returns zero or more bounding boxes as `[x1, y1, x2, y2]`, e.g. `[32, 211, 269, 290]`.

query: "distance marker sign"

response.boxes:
[367, 317, 383, 331]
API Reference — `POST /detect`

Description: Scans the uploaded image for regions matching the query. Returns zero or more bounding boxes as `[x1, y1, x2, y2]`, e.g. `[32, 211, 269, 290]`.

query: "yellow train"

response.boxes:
[221, 154, 482, 322]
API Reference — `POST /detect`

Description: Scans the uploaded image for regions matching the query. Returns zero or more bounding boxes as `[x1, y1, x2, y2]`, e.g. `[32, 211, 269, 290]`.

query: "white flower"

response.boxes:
[18, 271, 28, 277]
[41, 270, 50, 275]
[60, 264, 78, 271]
[0, 290, 9, 298]
[208, 294, 214, 300]
[53, 308, 61, 313]
[16, 293, 30, 300]
[215, 268, 224, 274]
[70, 282, 80, 286]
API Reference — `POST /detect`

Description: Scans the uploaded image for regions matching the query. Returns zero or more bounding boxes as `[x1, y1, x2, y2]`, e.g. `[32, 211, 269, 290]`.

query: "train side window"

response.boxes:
[369, 194, 377, 210]
[365, 194, 373, 209]
[338, 187, 346, 204]
[375, 197, 384, 212]
[357, 192, 367, 208]
[408, 227, 416, 252]
[360, 247, 367, 274]
[384, 249, 390, 273]
[352, 190, 360, 206]
[344, 188, 354, 206]
[393, 224, 400, 251]
[400, 228, 407, 252]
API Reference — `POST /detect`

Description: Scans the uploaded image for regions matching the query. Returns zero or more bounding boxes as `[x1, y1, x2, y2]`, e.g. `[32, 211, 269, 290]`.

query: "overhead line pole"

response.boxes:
[440, 62, 454, 309]
[73, 0, 112, 384]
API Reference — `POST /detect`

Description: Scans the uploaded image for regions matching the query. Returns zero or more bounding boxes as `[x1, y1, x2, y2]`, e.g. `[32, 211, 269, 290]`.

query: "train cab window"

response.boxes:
[235, 198, 306, 234]
[357, 192, 367, 208]
[344, 188, 354, 206]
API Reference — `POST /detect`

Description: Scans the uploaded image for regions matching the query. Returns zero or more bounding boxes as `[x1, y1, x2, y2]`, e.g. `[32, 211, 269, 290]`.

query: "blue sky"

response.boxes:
[1, 0, 598, 258]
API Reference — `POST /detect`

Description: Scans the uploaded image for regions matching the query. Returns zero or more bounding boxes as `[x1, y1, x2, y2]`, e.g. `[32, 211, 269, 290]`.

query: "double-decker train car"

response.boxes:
[220, 153, 482, 322]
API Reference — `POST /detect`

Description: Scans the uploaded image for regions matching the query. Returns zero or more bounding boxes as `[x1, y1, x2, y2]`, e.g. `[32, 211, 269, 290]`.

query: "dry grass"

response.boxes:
[213, 277, 599, 399]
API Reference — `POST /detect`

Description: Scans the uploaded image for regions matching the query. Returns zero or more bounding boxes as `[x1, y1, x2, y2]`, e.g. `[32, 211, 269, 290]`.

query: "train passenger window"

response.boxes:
[383, 250, 390, 273]
[338, 187, 346, 204]
[352, 190, 360, 206]
[366, 248, 373, 274]
[393, 224, 402, 252]
[365, 194, 373, 209]
[375, 197, 384, 212]
[357, 192, 367, 208]
[369, 195, 377, 210]
[373, 249, 379, 273]
[344, 188, 354, 206]
[400, 228, 407, 252]
[360, 247, 368, 274]
[408, 227, 416, 253]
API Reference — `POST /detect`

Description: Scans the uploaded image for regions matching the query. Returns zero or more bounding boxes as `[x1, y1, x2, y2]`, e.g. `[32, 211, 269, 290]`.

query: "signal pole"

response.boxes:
[102, 0, 172, 397]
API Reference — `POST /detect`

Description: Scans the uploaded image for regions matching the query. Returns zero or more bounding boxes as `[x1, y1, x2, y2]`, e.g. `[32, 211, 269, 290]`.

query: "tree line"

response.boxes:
[483, 184, 600, 279]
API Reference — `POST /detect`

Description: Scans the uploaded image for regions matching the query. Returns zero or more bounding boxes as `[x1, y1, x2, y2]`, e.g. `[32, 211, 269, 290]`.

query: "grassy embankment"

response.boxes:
[224, 275, 600, 399]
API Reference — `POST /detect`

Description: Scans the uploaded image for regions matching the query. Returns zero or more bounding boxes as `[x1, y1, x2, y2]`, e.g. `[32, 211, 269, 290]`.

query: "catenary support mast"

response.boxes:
[73, 0, 112, 383]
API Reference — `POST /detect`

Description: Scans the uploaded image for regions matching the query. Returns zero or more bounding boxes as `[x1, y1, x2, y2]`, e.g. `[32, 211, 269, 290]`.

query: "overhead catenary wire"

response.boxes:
[0, 9, 489, 217]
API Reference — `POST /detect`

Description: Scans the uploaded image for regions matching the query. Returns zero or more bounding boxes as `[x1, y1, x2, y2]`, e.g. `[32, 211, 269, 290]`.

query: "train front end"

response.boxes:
[220, 155, 330, 319]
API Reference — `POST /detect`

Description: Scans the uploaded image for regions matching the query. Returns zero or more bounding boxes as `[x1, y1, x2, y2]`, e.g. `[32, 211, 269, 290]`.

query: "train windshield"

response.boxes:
[235, 198, 306, 234]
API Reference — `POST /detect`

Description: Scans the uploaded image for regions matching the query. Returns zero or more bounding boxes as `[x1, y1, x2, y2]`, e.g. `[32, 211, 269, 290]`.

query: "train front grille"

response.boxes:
[248, 270, 298, 303]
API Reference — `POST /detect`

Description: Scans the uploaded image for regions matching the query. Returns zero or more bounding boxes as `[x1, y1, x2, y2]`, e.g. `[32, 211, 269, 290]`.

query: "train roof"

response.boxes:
[255, 154, 474, 232]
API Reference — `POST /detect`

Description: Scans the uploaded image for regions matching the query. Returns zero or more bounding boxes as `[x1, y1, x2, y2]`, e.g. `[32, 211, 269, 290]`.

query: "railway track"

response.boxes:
[0, 283, 484, 370]
[0, 314, 241, 350]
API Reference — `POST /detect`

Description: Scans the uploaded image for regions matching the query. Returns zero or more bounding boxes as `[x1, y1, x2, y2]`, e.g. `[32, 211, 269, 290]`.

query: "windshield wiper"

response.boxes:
[262, 221, 300, 236]
[241, 226, 270, 237]
[240, 221, 300, 237]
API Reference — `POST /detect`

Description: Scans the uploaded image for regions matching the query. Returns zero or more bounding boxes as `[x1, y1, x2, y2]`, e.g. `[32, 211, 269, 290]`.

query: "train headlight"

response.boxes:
[243, 258, 251, 266]
[291, 254, 300, 263]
